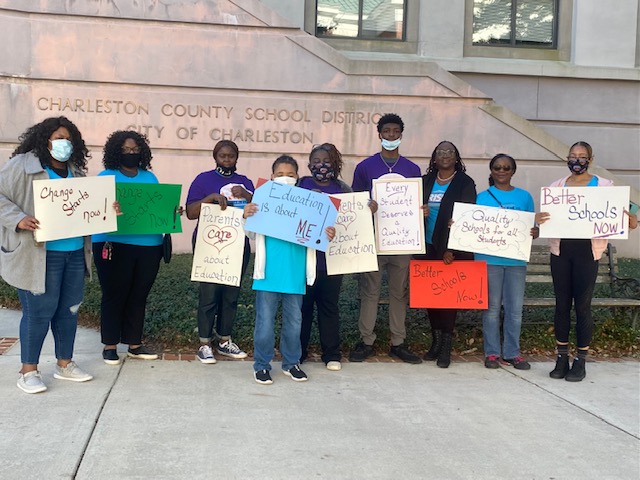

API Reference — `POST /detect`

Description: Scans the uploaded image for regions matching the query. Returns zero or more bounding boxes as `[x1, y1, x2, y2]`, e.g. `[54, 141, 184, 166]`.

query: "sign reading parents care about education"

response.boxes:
[372, 177, 425, 255]
[191, 204, 245, 287]
[538, 186, 630, 239]
[448, 203, 535, 261]
[409, 261, 487, 309]
[244, 179, 340, 252]
[116, 183, 183, 235]
[326, 192, 378, 275]
[33, 176, 117, 242]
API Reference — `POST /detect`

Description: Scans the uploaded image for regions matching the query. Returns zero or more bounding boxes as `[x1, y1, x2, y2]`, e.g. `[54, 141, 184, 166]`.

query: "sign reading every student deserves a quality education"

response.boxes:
[115, 183, 183, 235]
[372, 177, 425, 255]
[244, 179, 340, 252]
[33, 176, 117, 242]
[409, 260, 488, 309]
[191, 203, 245, 287]
[448, 203, 536, 261]
[538, 186, 630, 239]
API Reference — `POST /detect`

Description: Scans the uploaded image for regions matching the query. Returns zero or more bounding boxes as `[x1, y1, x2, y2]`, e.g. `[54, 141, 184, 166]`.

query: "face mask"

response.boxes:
[567, 158, 589, 175]
[120, 153, 141, 169]
[273, 176, 297, 186]
[215, 164, 237, 177]
[381, 138, 401, 151]
[50, 139, 73, 162]
[310, 162, 335, 183]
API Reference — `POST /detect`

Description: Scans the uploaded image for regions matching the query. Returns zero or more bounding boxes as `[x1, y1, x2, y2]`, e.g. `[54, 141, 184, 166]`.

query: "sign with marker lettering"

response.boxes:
[448, 203, 535, 261]
[409, 260, 488, 309]
[244, 179, 340, 252]
[372, 177, 425, 255]
[191, 204, 245, 286]
[538, 186, 630, 239]
[33, 176, 117, 242]
[115, 183, 183, 234]
[326, 192, 378, 275]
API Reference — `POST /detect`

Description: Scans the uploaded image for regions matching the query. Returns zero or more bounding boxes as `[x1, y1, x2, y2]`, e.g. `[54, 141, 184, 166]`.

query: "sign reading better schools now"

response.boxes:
[115, 183, 183, 235]
[244, 179, 340, 252]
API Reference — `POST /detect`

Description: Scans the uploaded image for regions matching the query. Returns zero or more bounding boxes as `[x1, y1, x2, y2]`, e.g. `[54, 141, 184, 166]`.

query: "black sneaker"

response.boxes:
[254, 369, 273, 385]
[349, 342, 375, 362]
[283, 365, 308, 382]
[484, 355, 500, 369]
[127, 345, 158, 360]
[503, 356, 531, 370]
[102, 348, 121, 365]
[390, 344, 423, 364]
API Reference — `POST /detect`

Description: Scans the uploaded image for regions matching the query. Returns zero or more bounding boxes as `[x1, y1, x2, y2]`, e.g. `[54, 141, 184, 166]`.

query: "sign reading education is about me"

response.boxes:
[448, 203, 535, 261]
[244, 179, 340, 252]
[326, 192, 378, 275]
[372, 177, 425, 255]
[409, 260, 488, 309]
[116, 183, 183, 235]
[33, 176, 117, 242]
[538, 186, 630, 240]
[191, 204, 245, 287]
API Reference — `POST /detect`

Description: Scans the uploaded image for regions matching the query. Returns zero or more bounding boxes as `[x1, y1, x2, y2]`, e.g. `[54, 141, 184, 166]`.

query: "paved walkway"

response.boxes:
[1, 307, 638, 480]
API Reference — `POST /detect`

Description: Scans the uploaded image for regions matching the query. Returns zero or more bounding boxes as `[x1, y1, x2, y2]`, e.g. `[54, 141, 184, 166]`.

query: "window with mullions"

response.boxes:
[473, 0, 558, 48]
[316, 0, 406, 40]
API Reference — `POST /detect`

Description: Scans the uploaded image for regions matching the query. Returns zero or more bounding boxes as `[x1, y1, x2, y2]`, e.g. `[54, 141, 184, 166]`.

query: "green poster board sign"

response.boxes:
[115, 183, 182, 234]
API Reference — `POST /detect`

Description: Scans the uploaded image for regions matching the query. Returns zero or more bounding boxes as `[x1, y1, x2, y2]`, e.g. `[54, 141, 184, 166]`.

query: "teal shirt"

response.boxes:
[252, 237, 306, 294]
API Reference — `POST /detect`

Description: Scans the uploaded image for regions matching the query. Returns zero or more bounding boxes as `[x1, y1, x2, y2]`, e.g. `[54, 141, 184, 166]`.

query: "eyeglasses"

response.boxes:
[491, 165, 513, 172]
[567, 156, 590, 161]
[435, 149, 455, 156]
[122, 146, 141, 154]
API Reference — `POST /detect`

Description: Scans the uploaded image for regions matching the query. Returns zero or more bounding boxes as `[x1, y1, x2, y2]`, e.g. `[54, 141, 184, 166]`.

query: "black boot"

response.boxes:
[549, 354, 570, 379]
[565, 357, 586, 382]
[424, 329, 442, 361]
[436, 332, 452, 368]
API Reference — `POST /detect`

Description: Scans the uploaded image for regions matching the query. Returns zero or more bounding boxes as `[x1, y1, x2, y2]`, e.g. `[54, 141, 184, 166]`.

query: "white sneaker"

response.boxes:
[326, 361, 342, 371]
[197, 345, 217, 364]
[17, 371, 47, 394]
[53, 361, 93, 382]
[217, 339, 248, 359]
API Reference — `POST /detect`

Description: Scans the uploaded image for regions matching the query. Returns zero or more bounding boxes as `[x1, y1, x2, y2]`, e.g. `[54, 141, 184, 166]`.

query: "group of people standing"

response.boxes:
[0, 114, 636, 393]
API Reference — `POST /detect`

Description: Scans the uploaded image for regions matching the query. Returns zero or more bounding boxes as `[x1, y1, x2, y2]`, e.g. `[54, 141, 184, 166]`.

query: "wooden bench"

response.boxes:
[525, 244, 640, 327]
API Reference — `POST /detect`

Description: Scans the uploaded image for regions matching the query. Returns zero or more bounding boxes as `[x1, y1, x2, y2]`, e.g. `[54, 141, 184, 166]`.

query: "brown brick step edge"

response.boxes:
[0, 337, 19, 355]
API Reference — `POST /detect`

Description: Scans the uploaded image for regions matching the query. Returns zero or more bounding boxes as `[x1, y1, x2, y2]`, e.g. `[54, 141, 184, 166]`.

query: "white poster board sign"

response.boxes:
[326, 192, 379, 275]
[448, 203, 535, 261]
[539, 186, 630, 239]
[33, 176, 117, 242]
[372, 177, 425, 255]
[191, 204, 245, 287]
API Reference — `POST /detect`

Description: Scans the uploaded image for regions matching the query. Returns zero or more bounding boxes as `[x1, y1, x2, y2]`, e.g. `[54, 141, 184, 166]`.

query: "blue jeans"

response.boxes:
[18, 249, 85, 364]
[253, 290, 303, 372]
[482, 265, 526, 359]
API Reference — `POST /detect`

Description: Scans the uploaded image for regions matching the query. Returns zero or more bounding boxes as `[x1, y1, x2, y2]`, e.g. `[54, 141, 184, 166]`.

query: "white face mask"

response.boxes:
[381, 138, 401, 151]
[273, 176, 297, 186]
[50, 139, 73, 162]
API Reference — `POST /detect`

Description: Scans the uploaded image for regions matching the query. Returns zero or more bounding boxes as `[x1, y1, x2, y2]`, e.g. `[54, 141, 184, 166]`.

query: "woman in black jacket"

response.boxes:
[421, 141, 477, 367]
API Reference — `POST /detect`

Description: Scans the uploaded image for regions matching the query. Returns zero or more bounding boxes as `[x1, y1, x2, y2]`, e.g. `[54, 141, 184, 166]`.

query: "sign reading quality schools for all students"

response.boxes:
[33, 176, 117, 242]
[244, 179, 340, 252]
[115, 183, 183, 235]
[191, 204, 245, 287]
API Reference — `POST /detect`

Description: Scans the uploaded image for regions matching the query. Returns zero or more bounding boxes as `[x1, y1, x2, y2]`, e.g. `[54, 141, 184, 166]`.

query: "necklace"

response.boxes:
[380, 153, 400, 173]
[437, 170, 456, 183]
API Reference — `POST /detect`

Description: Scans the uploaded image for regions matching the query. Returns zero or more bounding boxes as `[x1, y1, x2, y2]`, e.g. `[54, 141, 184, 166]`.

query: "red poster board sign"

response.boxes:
[409, 261, 488, 309]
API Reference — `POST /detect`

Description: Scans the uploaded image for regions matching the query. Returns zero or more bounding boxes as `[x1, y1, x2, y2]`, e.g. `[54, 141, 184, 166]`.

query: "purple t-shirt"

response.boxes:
[351, 153, 421, 193]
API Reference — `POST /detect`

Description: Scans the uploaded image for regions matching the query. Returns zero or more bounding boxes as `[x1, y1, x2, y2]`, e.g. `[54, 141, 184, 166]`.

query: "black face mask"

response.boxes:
[215, 164, 237, 177]
[120, 153, 141, 168]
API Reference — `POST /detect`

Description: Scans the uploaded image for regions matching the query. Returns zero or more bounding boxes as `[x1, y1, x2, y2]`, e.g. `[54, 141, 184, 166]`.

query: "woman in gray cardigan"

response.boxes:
[0, 116, 94, 394]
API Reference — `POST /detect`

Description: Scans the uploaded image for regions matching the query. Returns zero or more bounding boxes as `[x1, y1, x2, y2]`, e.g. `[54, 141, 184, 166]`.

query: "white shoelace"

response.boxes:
[199, 345, 214, 357]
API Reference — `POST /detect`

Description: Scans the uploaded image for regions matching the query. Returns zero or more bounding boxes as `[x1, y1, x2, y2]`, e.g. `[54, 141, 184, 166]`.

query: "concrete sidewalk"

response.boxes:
[1, 307, 638, 480]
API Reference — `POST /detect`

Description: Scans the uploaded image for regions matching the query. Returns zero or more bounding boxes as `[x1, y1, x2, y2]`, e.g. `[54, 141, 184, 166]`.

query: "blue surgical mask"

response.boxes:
[381, 138, 401, 151]
[50, 139, 73, 162]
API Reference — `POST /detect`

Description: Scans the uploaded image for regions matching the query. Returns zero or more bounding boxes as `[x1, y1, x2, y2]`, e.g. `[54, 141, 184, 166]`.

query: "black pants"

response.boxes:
[93, 242, 162, 346]
[550, 239, 599, 348]
[300, 271, 342, 363]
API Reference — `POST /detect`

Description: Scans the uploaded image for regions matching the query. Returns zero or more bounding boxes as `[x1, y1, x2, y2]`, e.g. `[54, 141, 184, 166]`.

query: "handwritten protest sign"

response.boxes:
[33, 176, 117, 242]
[115, 183, 182, 235]
[372, 177, 425, 255]
[244, 179, 340, 252]
[191, 204, 245, 287]
[409, 260, 487, 309]
[538, 186, 629, 239]
[448, 203, 535, 261]
[326, 192, 378, 275]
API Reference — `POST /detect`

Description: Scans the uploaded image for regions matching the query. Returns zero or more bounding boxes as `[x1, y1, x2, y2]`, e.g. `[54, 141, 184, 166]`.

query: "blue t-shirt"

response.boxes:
[252, 236, 306, 295]
[426, 182, 450, 244]
[474, 186, 535, 266]
[45, 167, 84, 252]
[92, 169, 163, 246]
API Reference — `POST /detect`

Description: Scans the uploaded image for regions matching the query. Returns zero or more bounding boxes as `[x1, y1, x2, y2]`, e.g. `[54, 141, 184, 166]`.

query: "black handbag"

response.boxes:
[162, 234, 172, 264]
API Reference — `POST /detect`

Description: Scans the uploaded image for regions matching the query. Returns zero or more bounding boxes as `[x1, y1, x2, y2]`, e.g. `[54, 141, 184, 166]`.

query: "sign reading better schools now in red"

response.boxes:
[409, 261, 488, 309]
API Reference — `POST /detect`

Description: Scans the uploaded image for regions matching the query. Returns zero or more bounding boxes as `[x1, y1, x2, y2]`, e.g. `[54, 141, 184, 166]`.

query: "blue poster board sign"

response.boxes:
[244, 179, 341, 252]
